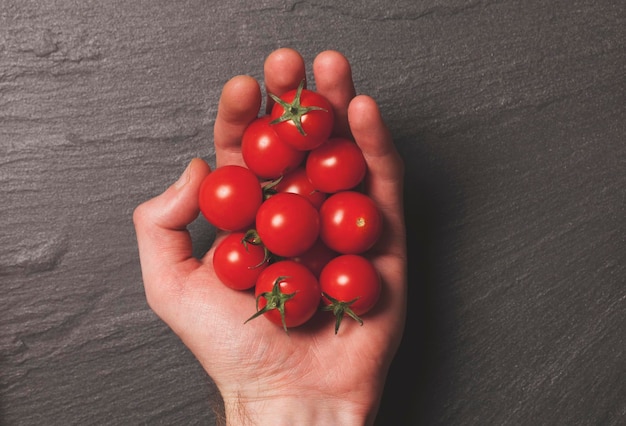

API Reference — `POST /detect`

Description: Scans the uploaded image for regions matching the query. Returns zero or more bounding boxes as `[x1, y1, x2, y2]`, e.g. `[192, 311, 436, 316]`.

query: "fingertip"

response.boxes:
[174, 157, 211, 189]
[189, 157, 212, 180]
[264, 48, 306, 113]
[214, 75, 262, 166]
[217, 75, 262, 123]
[348, 94, 380, 121]
[134, 158, 211, 233]
[313, 50, 353, 87]
[348, 95, 404, 193]
[348, 95, 393, 155]
[313, 50, 356, 137]
[264, 48, 306, 91]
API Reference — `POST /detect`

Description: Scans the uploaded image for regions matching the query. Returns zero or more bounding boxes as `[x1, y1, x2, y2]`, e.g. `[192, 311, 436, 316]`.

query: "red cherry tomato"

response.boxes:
[319, 191, 382, 254]
[212, 232, 268, 291]
[242, 115, 306, 179]
[246, 260, 321, 331]
[290, 238, 337, 278]
[306, 137, 367, 193]
[320, 254, 381, 334]
[273, 166, 327, 209]
[255, 192, 320, 257]
[269, 80, 334, 151]
[198, 165, 262, 231]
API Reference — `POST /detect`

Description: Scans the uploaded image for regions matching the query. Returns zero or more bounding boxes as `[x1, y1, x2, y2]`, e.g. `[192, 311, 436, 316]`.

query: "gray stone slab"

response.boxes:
[1, 0, 624, 424]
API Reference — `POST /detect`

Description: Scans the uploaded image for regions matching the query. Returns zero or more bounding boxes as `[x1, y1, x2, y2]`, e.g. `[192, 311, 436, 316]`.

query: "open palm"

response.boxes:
[134, 48, 407, 425]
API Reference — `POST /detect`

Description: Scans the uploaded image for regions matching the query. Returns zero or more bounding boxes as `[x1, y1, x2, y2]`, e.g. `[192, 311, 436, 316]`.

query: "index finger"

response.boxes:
[214, 75, 262, 168]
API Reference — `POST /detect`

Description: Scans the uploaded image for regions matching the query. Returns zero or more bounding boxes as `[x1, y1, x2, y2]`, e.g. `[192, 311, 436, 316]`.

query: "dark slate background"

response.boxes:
[1, 0, 624, 425]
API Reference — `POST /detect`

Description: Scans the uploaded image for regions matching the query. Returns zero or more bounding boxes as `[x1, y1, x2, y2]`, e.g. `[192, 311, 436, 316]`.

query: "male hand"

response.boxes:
[133, 48, 407, 425]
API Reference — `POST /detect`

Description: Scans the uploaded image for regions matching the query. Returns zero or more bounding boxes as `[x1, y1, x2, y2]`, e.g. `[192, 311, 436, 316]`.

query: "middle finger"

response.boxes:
[263, 47, 307, 113]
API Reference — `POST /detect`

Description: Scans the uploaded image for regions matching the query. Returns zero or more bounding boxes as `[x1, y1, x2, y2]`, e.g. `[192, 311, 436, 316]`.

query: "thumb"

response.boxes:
[133, 158, 211, 300]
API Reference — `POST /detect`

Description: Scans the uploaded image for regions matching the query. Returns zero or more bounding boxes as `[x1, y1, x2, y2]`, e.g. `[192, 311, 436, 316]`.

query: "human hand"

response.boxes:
[133, 48, 407, 425]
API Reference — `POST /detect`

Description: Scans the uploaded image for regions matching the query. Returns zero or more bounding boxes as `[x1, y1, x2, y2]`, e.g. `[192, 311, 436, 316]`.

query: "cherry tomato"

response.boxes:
[273, 166, 327, 209]
[306, 137, 366, 193]
[269, 80, 334, 151]
[255, 192, 320, 257]
[319, 191, 382, 254]
[242, 115, 306, 179]
[290, 238, 337, 278]
[212, 232, 268, 291]
[320, 254, 381, 334]
[198, 165, 262, 231]
[246, 260, 321, 331]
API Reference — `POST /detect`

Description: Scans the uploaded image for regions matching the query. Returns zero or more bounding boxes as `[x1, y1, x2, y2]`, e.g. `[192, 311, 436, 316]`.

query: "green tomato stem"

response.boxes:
[245, 276, 295, 333]
[321, 292, 363, 335]
[269, 80, 327, 136]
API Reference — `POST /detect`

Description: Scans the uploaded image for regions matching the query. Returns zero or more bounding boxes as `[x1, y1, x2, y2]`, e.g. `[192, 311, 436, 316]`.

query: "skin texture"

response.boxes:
[133, 48, 407, 425]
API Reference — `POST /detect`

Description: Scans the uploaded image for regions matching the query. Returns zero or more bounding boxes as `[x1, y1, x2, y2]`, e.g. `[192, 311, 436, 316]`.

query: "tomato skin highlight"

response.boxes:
[213, 232, 268, 290]
[255, 192, 320, 257]
[242, 115, 306, 180]
[306, 137, 367, 193]
[270, 82, 334, 151]
[253, 260, 321, 330]
[273, 166, 327, 209]
[198, 165, 262, 231]
[319, 191, 382, 254]
[320, 254, 381, 316]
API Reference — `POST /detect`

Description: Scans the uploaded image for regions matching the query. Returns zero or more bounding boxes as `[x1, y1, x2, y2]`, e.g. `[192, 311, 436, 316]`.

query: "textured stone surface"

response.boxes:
[1, 0, 624, 424]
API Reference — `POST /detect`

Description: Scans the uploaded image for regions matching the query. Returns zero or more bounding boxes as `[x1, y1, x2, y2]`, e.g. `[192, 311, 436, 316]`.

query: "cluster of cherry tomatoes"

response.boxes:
[199, 81, 382, 334]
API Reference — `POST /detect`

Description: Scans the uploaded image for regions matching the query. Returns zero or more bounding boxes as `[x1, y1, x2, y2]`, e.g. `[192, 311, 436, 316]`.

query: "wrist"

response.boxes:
[222, 393, 376, 426]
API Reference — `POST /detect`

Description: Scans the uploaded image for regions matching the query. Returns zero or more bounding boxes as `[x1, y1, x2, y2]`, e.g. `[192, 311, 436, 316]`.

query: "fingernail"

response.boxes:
[174, 160, 193, 189]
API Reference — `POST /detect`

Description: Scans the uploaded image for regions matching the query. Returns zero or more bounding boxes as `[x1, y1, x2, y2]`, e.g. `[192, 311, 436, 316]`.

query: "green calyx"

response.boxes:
[321, 292, 363, 335]
[269, 80, 327, 136]
[242, 229, 273, 268]
[261, 176, 283, 200]
[245, 276, 295, 333]
[243, 228, 263, 247]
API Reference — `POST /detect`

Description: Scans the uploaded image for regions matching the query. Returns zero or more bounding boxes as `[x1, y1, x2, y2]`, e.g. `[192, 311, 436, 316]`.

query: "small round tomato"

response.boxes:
[242, 115, 306, 179]
[269, 80, 334, 151]
[255, 192, 320, 257]
[198, 165, 262, 231]
[213, 232, 268, 291]
[306, 137, 366, 193]
[290, 238, 337, 277]
[319, 191, 382, 254]
[320, 254, 381, 334]
[273, 166, 327, 209]
[246, 260, 321, 331]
